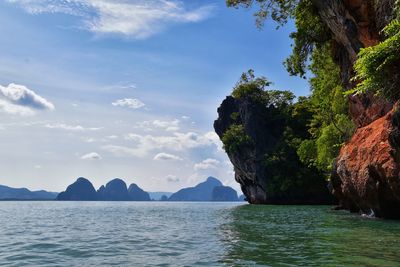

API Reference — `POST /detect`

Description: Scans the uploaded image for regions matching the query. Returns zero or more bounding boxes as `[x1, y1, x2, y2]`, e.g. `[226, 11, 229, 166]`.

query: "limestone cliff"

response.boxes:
[331, 105, 400, 218]
[214, 95, 333, 204]
[313, 0, 396, 87]
[220, 0, 400, 216]
[314, 0, 400, 217]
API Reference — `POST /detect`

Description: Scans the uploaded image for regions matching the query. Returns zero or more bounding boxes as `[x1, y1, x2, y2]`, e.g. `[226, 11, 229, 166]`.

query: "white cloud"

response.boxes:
[166, 175, 179, 182]
[80, 152, 102, 160]
[8, 0, 215, 39]
[102, 145, 138, 157]
[121, 131, 220, 157]
[0, 83, 54, 116]
[153, 152, 182, 161]
[0, 121, 46, 129]
[0, 100, 34, 116]
[112, 98, 145, 109]
[204, 131, 223, 151]
[105, 83, 136, 91]
[166, 127, 179, 132]
[102, 131, 220, 158]
[152, 119, 180, 131]
[45, 123, 103, 131]
[194, 158, 220, 171]
[134, 119, 181, 132]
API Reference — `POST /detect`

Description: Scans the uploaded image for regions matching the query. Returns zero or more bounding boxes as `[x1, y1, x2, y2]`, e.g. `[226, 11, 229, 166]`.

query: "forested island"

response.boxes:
[215, 0, 400, 218]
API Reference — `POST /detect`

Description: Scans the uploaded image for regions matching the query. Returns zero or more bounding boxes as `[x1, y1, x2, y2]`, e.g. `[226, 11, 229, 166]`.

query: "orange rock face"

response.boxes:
[331, 105, 400, 218]
[348, 94, 393, 127]
[314, 0, 399, 218]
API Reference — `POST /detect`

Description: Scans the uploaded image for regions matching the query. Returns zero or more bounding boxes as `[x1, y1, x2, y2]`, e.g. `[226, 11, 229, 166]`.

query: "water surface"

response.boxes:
[0, 202, 400, 266]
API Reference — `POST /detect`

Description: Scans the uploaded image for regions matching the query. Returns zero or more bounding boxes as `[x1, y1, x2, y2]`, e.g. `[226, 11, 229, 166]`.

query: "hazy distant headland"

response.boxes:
[0, 177, 244, 202]
[0, 185, 57, 201]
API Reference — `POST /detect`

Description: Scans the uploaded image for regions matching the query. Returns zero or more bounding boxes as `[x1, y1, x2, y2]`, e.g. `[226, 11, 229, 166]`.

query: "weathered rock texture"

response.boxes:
[315, 0, 400, 217]
[332, 106, 400, 218]
[313, 0, 396, 87]
[214, 96, 333, 204]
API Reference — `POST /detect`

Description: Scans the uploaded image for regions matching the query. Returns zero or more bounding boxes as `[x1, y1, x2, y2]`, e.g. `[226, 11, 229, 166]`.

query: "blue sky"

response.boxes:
[0, 0, 310, 193]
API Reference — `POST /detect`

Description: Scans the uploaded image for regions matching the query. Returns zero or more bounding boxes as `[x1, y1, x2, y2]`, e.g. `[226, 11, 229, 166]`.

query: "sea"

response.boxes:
[0, 202, 400, 266]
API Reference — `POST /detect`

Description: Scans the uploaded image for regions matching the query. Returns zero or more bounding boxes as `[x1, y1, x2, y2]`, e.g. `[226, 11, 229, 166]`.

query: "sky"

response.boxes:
[0, 0, 310, 193]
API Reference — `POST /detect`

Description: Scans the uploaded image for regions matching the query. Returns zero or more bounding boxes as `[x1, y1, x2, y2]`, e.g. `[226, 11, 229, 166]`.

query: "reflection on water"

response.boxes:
[219, 205, 400, 266]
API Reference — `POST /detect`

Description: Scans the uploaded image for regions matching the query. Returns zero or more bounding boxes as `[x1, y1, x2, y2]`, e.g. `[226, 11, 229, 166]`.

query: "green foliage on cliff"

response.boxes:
[224, 70, 296, 154]
[232, 69, 295, 106]
[226, 0, 297, 27]
[225, 70, 327, 195]
[284, 0, 331, 77]
[297, 45, 354, 171]
[352, 19, 400, 101]
[227, 0, 330, 77]
[232, 69, 272, 100]
[222, 124, 253, 154]
[263, 124, 324, 196]
[226, 1, 354, 173]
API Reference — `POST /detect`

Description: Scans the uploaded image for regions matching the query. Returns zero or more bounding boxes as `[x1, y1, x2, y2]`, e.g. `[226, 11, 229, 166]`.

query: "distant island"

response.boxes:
[169, 176, 240, 202]
[0, 185, 57, 200]
[0, 176, 244, 202]
[148, 192, 173, 201]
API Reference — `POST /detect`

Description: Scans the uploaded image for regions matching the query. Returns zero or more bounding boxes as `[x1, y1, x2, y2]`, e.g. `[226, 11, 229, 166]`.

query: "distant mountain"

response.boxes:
[148, 192, 173, 200]
[97, 178, 130, 201]
[169, 177, 223, 201]
[128, 183, 151, 201]
[239, 195, 246, 202]
[0, 185, 57, 200]
[55, 176, 241, 202]
[57, 177, 98, 201]
[211, 186, 239, 201]
[57, 177, 151, 201]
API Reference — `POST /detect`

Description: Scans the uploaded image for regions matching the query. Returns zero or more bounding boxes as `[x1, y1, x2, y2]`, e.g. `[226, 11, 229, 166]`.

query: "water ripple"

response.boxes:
[0, 202, 400, 266]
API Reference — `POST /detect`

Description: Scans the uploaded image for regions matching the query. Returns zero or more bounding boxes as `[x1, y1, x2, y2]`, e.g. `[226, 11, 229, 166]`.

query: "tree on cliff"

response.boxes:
[227, 0, 353, 173]
[226, 0, 400, 218]
[226, 0, 400, 173]
[352, 19, 400, 101]
[215, 70, 333, 204]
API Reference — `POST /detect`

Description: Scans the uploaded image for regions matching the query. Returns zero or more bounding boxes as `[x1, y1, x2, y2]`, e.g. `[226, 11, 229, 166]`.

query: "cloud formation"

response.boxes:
[81, 152, 102, 160]
[153, 152, 182, 161]
[101, 145, 137, 157]
[122, 131, 219, 156]
[152, 119, 180, 131]
[134, 119, 181, 132]
[8, 0, 214, 38]
[166, 175, 180, 182]
[103, 131, 220, 158]
[194, 158, 220, 171]
[0, 83, 54, 116]
[112, 98, 145, 109]
[45, 123, 103, 131]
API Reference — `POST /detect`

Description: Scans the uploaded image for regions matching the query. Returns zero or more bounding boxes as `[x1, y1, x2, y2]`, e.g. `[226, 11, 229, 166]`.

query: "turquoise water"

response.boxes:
[1, 202, 400, 266]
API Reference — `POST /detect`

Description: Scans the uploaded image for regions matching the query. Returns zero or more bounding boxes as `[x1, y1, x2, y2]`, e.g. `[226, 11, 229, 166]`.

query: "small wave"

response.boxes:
[361, 209, 376, 218]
